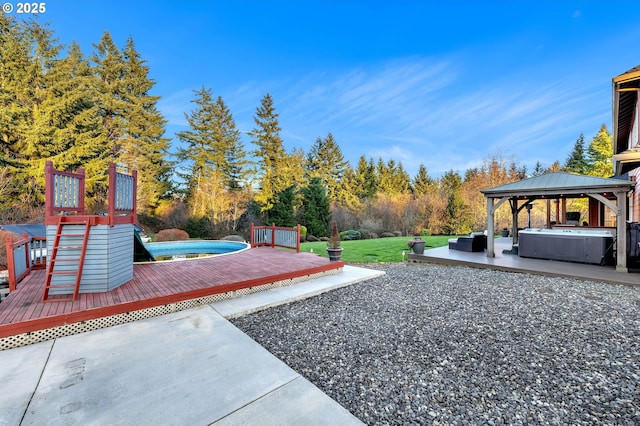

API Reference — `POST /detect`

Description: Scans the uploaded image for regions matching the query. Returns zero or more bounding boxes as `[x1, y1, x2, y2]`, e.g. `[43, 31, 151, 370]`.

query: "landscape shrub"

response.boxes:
[185, 217, 212, 239]
[137, 213, 166, 233]
[306, 234, 320, 242]
[156, 228, 190, 242]
[393, 231, 402, 237]
[357, 229, 372, 239]
[341, 230, 361, 241]
[299, 225, 307, 242]
[420, 229, 432, 236]
[380, 232, 396, 238]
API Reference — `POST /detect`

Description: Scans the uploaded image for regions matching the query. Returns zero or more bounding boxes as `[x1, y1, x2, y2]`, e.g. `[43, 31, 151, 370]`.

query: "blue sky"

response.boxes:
[16, 0, 640, 177]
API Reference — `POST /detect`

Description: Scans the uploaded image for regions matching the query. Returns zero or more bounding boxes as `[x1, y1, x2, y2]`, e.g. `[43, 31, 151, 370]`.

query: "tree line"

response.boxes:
[0, 16, 613, 238]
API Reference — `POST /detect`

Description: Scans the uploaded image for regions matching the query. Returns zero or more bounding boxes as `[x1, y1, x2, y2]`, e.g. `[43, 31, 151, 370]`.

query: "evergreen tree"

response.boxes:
[0, 14, 31, 164]
[353, 155, 377, 199]
[305, 132, 348, 201]
[440, 170, 471, 235]
[250, 93, 289, 216]
[334, 165, 362, 210]
[91, 31, 127, 161]
[377, 159, 411, 195]
[176, 87, 249, 223]
[531, 161, 546, 177]
[412, 164, 436, 196]
[298, 177, 331, 237]
[119, 37, 172, 212]
[175, 87, 220, 217]
[564, 134, 587, 174]
[269, 185, 297, 227]
[214, 96, 248, 189]
[586, 124, 613, 177]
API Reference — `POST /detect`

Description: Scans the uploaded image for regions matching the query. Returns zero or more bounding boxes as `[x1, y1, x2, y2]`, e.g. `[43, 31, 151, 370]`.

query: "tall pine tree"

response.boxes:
[564, 134, 587, 174]
[305, 132, 348, 202]
[250, 93, 295, 220]
[298, 177, 331, 237]
[119, 37, 172, 212]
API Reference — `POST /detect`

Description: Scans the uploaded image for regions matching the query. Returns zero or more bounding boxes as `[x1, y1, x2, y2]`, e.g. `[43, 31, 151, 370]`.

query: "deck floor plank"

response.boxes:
[0, 248, 341, 338]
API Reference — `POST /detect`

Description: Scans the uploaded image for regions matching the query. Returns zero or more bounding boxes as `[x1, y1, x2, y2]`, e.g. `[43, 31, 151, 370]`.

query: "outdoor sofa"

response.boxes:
[448, 232, 487, 252]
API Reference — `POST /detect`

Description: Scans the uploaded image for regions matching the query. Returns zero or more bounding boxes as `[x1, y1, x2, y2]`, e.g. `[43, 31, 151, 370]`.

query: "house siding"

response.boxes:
[46, 223, 134, 294]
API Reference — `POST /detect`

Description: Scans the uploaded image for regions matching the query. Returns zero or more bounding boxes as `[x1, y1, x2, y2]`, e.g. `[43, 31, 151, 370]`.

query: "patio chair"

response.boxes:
[448, 232, 487, 252]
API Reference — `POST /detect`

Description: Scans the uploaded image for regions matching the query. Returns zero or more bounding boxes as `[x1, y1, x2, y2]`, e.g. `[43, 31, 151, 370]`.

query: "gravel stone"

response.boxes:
[231, 263, 640, 425]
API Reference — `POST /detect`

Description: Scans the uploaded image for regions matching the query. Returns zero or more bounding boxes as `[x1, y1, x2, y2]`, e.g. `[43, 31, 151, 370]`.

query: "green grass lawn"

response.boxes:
[300, 235, 456, 263]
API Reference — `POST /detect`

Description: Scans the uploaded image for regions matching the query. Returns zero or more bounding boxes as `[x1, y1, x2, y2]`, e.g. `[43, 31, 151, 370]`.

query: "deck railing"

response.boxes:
[250, 224, 300, 252]
[45, 161, 85, 220]
[108, 163, 137, 226]
[5, 233, 46, 292]
[45, 161, 137, 226]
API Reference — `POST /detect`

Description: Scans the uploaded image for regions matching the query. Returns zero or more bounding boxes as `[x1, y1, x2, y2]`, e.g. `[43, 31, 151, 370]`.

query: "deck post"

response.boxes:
[296, 224, 301, 252]
[21, 232, 29, 275]
[250, 223, 255, 247]
[108, 163, 116, 227]
[131, 169, 138, 225]
[5, 236, 16, 291]
[45, 161, 53, 222]
[271, 223, 276, 249]
[77, 167, 85, 216]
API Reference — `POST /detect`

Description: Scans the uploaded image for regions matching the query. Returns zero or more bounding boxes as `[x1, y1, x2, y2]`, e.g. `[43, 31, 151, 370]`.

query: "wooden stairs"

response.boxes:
[43, 217, 93, 302]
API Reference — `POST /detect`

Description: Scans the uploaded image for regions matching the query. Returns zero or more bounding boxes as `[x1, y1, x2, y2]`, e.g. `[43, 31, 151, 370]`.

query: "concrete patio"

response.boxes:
[409, 238, 640, 287]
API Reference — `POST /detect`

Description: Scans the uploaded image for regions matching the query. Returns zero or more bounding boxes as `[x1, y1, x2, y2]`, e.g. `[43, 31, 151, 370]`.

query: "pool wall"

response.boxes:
[140, 240, 250, 262]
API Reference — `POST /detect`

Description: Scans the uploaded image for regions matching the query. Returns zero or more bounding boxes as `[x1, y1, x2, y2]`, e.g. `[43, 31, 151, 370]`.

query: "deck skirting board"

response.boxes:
[0, 268, 342, 351]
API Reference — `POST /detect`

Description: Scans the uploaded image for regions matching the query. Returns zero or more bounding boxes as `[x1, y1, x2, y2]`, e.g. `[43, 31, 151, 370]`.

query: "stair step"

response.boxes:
[45, 284, 76, 289]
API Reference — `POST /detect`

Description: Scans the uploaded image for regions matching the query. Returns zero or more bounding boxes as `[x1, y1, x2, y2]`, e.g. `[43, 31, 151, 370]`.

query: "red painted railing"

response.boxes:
[108, 163, 137, 226]
[250, 224, 301, 252]
[5, 233, 46, 292]
[44, 161, 137, 226]
[45, 161, 85, 221]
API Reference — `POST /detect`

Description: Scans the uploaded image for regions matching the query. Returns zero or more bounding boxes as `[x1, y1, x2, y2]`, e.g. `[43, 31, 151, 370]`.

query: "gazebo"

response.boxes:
[481, 172, 635, 272]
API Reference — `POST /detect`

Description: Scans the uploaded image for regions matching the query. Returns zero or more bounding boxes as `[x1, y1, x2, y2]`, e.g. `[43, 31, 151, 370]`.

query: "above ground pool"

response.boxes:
[142, 240, 249, 261]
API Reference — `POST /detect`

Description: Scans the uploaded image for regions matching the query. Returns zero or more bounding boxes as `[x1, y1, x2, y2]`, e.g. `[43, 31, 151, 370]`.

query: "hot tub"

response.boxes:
[518, 228, 614, 265]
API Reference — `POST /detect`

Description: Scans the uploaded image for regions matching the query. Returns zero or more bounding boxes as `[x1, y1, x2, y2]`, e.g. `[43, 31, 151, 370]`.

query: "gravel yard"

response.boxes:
[232, 263, 640, 425]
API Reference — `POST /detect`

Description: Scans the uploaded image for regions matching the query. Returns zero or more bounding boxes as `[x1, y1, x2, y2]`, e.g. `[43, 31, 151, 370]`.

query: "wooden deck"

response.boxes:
[0, 248, 343, 340]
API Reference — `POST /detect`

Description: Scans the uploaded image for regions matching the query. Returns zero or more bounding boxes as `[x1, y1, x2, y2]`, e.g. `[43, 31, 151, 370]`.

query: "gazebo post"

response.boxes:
[616, 190, 628, 272]
[486, 197, 495, 257]
[510, 198, 519, 244]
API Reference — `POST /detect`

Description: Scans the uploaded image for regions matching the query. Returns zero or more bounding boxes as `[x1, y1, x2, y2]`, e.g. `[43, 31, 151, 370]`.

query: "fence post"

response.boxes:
[250, 223, 255, 247]
[296, 224, 301, 253]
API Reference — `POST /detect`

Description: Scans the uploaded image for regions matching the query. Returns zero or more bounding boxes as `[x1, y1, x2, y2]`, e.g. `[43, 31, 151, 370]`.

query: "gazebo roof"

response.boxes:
[480, 172, 634, 198]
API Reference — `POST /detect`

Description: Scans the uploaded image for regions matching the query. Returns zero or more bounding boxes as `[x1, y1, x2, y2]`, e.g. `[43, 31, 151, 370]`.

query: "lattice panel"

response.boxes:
[0, 268, 342, 351]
